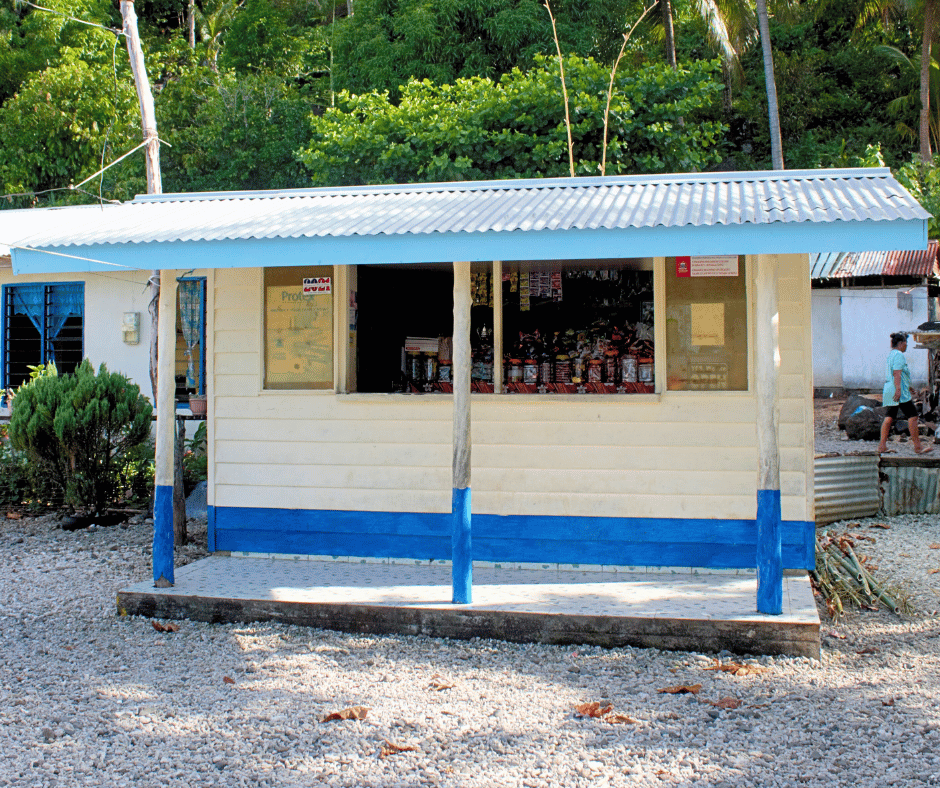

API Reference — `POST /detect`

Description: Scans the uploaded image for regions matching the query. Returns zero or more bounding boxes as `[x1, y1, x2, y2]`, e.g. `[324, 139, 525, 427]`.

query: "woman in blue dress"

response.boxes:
[878, 332, 932, 454]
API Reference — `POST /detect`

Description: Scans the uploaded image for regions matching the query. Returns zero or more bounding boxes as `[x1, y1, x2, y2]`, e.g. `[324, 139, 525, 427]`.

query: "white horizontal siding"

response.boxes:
[210, 257, 814, 523]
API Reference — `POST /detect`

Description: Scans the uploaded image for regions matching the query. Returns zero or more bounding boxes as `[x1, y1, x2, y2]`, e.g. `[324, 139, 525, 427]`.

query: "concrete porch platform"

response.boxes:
[117, 557, 821, 658]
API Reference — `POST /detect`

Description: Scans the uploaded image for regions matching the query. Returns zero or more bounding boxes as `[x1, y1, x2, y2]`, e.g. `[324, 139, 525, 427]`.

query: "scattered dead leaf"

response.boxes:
[709, 696, 741, 709]
[605, 713, 638, 724]
[222, 676, 235, 685]
[380, 740, 417, 758]
[869, 523, 890, 530]
[704, 660, 769, 677]
[929, 569, 940, 575]
[6, 511, 22, 520]
[575, 702, 613, 718]
[321, 705, 369, 723]
[826, 630, 846, 640]
[882, 697, 895, 707]
[929, 544, 940, 550]
[428, 675, 455, 691]
[856, 647, 879, 655]
[658, 684, 701, 695]
[151, 621, 180, 633]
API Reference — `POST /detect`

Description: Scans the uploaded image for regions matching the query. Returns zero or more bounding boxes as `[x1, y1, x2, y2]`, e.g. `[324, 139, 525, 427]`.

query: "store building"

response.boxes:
[0, 169, 929, 612]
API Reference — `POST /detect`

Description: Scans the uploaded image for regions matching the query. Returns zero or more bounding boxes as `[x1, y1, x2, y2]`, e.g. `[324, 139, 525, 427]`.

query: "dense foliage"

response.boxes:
[1, 0, 940, 229]
[8, 360, 153, 513]
[301, 55, 725, 184]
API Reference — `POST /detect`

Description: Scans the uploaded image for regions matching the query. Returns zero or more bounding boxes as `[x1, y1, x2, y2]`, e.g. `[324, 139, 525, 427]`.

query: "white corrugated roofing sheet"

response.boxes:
[0, 168, 929, 251]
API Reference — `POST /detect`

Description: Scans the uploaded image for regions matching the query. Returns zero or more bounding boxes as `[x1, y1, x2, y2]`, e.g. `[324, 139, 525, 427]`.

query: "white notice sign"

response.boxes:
[676, 256, 739, 277]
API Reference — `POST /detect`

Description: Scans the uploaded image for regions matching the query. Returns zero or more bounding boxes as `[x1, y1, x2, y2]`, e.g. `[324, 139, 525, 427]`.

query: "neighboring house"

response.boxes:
[810, 242, 939, 394]
[0, 212, 207, 409]
[0, 170, 929, 612]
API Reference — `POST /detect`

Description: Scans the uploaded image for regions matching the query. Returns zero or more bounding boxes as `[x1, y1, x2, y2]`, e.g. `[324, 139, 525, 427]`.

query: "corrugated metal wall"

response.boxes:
[814, 454, 880, 525]
[880, 461, 940, 515]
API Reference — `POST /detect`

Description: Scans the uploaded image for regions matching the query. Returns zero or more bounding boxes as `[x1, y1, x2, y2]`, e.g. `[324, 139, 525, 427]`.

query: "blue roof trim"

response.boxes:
[11, 217, 928, 274]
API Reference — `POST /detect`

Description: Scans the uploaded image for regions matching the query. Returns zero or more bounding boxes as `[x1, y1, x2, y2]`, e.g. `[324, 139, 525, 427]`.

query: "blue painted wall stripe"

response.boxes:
[756, 489, 783, 614]
[153, 484, 175, 586]
[207, 505, 216, 553]
[451, 487, 472, 604]
[211, 507, 815, 570]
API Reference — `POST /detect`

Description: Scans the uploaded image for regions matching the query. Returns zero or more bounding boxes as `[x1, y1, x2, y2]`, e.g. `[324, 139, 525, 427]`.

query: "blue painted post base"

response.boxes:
[153, 484, 175, 587]
[756, 489, 782, 615]
[452, 487, 472, 604]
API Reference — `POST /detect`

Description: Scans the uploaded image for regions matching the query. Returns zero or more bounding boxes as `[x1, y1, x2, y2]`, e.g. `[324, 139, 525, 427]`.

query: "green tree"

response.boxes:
[299, 54, 725, 185]
[329, 0, 642, 99]
[9, 360, 153, 513]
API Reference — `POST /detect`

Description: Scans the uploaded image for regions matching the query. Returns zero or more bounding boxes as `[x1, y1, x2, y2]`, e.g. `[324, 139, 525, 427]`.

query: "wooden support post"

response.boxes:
[493, 260, 503, 395]
[153, 270, 177, 588]
[452, 261, 472, 604]
[755, 254, 782, 614]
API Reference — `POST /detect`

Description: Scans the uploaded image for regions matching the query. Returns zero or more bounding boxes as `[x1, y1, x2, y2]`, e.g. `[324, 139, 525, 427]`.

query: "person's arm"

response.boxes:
[894, 369, 902, 402]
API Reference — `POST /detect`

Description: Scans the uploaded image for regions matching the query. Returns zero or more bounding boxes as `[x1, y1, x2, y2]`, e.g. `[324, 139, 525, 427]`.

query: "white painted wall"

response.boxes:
[841, 287, 928, 391]
[810, 289, 843, 389]
[211, 254, 814, 524]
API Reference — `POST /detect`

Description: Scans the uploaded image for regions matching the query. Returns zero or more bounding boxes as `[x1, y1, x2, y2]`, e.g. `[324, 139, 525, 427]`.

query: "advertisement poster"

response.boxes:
[265, 284, 333, 386]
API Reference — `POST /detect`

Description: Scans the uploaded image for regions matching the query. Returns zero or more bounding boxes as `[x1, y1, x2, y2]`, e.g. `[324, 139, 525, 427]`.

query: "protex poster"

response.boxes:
[675, 256, 739, 277]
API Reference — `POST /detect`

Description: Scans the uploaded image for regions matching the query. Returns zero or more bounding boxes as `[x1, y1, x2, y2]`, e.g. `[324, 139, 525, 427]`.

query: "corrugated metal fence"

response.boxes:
[880, 458, 940, 516]
[814, 454, 880, 525]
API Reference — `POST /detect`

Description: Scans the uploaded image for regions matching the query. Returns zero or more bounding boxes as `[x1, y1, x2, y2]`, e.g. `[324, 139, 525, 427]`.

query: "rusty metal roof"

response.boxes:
[811, 239, 940, 279]
[0, 168, 930, 251]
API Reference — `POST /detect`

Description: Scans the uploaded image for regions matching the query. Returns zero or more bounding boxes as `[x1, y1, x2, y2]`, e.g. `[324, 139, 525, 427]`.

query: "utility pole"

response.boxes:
[121, 1, 186, 583]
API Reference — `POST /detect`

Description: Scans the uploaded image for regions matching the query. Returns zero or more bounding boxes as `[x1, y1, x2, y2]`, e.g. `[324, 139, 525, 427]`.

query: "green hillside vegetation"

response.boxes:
[1, 0, 939, 230]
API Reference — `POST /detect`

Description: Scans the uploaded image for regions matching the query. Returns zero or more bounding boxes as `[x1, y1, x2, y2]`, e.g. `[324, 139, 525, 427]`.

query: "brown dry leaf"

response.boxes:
[321, 705, 369, 723]
[856, 647, 879, 655]
[380, 740, 417, 758]
[222, 676, 235, 685]
[605, 713, 638, 724]
[658, 684, 701, 695]
[6, 511, 22, 520]
[713, 697, 741, 710]
[929, 569, 940, 575]
[870, 523, 890, 530]
[428, 676, 455, 691]
[882, 697, 895, 707]
[929, 544, 940, 550]
[704, 660, 768, 677]
[827, 630, 846, 640]
[575, 702, 613, 718]
[151, 621, 180, 633]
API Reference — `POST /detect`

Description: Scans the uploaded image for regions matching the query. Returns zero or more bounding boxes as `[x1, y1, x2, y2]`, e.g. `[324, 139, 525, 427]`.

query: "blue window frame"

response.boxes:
[176, 277, 207, 403]
[2, 282, 84, 392]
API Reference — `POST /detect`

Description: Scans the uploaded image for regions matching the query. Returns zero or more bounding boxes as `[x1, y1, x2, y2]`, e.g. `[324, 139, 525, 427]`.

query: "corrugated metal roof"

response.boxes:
[0, 168, 929, 251]
[811, 240, 939, 279]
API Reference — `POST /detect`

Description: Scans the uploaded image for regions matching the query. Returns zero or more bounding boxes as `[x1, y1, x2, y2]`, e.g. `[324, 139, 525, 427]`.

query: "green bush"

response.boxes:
[8, 360, 153, 513]
[0, 425, 32, 508]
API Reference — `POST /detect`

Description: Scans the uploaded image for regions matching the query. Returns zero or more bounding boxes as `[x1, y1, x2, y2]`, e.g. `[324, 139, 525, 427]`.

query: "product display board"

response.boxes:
[264, 268, 334, 389]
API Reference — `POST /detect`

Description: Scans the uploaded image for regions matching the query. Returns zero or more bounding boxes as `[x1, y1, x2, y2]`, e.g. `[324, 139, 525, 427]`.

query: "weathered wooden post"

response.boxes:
[153, 271, 178, 587]
[452, 261, 472, 604]
[755, 253, 782, 614]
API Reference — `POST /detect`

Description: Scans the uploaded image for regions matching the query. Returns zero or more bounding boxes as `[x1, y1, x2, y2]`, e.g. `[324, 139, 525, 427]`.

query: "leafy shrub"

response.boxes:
[0, 425, 32, 508]
[8, 360, 153, 513]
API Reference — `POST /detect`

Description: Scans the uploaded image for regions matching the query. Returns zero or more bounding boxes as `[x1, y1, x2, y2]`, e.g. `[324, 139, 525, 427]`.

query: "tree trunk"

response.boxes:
[188, 0, 196, 49]
[662, 0, 677, 70]
[755, 0, 784, 169]
[121, 0, 186, 539]
[921, 0, 936, 162]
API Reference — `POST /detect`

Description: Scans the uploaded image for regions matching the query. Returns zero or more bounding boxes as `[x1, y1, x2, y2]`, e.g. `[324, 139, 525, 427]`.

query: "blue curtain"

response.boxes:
[46, 283, 84, 343]
[178, 280, 203, 390]
[10, 284, 44, 333]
